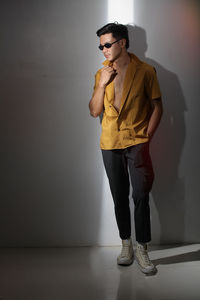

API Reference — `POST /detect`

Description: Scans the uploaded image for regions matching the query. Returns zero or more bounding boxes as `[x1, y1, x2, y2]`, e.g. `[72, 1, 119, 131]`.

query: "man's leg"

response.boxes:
[126, 143, 156, 273]
[101, 149, 131, 239]
[126, 142, 154, 243]
[102, 149, 134, 265]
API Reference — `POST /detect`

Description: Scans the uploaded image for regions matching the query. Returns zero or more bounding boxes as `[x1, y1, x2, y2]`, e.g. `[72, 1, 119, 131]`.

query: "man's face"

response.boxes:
[99, 33, 122, 62]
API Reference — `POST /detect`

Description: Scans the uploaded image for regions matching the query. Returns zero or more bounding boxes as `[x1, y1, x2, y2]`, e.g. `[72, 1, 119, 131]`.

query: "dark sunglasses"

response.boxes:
[98, 39, 121, 51]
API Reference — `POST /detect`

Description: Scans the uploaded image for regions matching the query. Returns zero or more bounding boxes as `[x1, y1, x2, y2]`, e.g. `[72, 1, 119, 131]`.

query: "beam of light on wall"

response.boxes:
[99, 0, 135, 246]
[108, 0, 134, 24]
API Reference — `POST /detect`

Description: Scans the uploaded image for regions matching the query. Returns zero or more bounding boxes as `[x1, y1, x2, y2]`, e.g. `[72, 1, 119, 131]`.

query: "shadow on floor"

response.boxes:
[152, 244, 200, 266]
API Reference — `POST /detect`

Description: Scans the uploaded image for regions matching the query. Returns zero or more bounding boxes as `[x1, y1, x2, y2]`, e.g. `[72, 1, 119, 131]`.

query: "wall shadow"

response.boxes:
[127, 25, 187, 244]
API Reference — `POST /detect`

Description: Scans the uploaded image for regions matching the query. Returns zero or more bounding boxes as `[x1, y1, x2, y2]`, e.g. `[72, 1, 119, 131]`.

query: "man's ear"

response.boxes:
[120, 38, 126, 48]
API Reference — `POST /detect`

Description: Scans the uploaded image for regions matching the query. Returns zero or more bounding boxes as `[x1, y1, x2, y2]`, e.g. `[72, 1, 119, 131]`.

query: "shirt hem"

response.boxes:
[100, 139, 149, 150]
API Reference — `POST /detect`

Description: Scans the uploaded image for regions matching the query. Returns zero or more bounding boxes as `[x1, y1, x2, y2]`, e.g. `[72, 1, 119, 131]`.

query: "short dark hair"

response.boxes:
[96, 22, 129, 49]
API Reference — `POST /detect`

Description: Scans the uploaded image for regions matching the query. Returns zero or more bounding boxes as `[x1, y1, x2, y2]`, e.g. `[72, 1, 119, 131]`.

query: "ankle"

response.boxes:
[121, 238, 132, 246]
[122, 237, 132, 242]
[137, 241, 147, 249]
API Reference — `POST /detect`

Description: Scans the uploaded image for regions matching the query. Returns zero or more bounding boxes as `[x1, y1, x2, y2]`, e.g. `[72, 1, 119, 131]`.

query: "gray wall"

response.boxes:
[0, 0, 107, 247]
[0, 0, 200, 246]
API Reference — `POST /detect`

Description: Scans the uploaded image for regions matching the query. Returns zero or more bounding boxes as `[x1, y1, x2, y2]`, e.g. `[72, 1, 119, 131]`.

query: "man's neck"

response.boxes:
[112, 51, 130, 71]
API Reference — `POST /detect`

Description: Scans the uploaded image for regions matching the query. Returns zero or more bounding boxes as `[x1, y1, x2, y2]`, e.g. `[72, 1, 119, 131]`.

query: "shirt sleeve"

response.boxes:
[144, 65, 162, 100]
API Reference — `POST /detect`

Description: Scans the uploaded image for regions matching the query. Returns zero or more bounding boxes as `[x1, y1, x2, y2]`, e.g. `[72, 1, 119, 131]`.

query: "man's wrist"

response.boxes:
[98, 82, 106, 89]
[147, 132, 153, 139]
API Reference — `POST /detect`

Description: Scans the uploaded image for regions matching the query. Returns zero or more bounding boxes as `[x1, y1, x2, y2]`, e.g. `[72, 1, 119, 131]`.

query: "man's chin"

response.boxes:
[107, 57, 114, 62]
[105, 56, 112, 61]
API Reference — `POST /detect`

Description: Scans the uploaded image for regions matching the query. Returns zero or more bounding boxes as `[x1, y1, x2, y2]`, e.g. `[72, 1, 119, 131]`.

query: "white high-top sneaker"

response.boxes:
[117, 238, 134, 265]
[135, 243, 157, 274]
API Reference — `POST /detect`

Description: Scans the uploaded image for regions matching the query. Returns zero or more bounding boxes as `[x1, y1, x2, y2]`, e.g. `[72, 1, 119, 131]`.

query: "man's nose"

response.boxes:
[103, 47, 107, 53]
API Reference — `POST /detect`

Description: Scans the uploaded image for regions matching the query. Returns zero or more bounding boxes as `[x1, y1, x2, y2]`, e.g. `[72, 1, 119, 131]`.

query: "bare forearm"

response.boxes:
[89, 66, 116, 118]
[147, 100, 163, 138]
[89, 84, 106, 117]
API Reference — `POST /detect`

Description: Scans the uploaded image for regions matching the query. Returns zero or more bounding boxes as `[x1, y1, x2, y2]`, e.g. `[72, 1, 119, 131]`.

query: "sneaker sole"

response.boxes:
[117, 255, 134, 266]
[135, 257, 157, 274]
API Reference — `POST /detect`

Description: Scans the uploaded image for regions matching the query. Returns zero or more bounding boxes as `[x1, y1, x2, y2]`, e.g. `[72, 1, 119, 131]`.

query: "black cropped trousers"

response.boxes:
[102, 142, 154, 243]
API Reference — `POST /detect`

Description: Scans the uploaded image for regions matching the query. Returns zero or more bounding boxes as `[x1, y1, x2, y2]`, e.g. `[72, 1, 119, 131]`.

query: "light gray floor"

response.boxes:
[0, 244, 200, 300]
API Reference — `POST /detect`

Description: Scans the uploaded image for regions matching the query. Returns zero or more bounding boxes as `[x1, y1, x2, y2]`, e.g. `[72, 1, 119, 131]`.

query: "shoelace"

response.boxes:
[121, 245, 130, 257]
[140, 248, 152, 266]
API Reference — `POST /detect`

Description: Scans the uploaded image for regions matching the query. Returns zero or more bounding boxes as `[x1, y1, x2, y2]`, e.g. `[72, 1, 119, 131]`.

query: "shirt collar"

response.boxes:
[102, 52, 142, 67]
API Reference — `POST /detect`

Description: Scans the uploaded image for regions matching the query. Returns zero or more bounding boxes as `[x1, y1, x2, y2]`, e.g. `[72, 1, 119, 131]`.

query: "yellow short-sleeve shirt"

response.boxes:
[93, 53, 161, 150]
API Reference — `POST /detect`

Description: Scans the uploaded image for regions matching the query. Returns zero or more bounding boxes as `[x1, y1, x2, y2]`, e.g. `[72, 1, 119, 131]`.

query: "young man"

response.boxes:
[89, 23, 162, 274]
